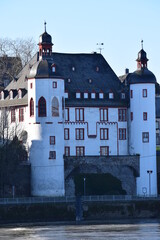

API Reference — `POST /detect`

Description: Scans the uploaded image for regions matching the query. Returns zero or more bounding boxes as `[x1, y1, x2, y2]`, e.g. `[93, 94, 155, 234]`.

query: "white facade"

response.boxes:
[129, 83, 157, 196]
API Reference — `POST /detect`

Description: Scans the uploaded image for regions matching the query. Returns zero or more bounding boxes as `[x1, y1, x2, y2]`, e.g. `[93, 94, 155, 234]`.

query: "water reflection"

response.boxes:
[0, 222, 160, 239]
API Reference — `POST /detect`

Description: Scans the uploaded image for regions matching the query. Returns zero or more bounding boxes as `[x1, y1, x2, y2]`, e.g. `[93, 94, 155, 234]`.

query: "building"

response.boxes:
[0, 25, 157, 197]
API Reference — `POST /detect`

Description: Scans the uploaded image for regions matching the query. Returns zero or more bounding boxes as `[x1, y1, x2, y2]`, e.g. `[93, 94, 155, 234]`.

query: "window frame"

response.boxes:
[142, 132, 149, 143]
[50, 136, 55, 145]
[65, 146, 70, 157]
[99, 108, 108, 121]
[75, 108, 84, 121]
[76, 146, 85, 156]
[49, 151, 56, 159]
[19, 108, 24, 122]
[119, 128, 126, 140]
[38, 96, 47, 117]
[11, 109, 16, 123]
[118, 109, 127, 122]
[64, 128, 70, 140]
[143, 89, 147, 98]
[100, 146, 109, 156]
[30, 98, 34, 117]
[143, 112, 147, 121]
[52, 81, 57, 88]
[100, 128, 109, 140]
[75, 128, 84, 140]
[65, 108, 69, 121]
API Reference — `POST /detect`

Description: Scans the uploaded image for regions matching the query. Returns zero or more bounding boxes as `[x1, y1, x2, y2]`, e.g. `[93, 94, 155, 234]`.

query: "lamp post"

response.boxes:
[83, 177, 86, 196]
[147, 170, 153, 196]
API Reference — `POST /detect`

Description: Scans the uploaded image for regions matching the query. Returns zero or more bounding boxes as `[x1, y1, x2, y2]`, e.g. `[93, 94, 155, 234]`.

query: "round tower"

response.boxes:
[27, 27, 65, 196]
[129, 42, 157, 196]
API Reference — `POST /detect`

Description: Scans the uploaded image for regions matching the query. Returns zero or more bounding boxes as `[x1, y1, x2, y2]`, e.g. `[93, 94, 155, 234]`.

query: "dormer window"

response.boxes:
[109, 92, 114, 99]
[88, 79, 92, 84]
[91, 92, 96, 99]
[76, 92, 81, 99]
[84, 92, 88, 99]
[9, 91, 13, 99]
[99, 92, 104, 99]
[18, 89, 22, 99]
[65, 91, 68, 98]
[68, 78, 71, 83]
[1, 91, 4, 100]
[53, 81, 57, 88]
[52, 63, 56, 72]
[121, 93, 125, 99]
[72, 66, 75, 71]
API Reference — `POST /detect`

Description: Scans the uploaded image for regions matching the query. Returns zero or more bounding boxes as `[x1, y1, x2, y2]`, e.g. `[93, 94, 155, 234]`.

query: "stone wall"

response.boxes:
[64, 155, 139, 196]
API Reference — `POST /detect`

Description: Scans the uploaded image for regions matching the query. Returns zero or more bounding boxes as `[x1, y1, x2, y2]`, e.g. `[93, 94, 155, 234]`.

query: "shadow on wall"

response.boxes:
[74, 173, 126, 196]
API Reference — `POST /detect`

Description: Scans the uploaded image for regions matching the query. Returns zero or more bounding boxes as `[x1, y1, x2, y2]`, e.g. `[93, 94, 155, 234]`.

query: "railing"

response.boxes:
[0, 195, 159, 205]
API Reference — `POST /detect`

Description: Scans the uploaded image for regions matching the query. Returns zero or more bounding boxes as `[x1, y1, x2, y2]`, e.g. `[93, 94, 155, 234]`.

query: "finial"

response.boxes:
[141, 40, 143, 49]
[44, 21, 47, 32]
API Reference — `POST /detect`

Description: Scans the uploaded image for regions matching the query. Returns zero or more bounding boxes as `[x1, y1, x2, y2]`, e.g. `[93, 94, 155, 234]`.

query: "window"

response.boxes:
[30, 98, 34, 117]
[9, 91, 13, 99]
[131, 112, 133, 121]
[65, 108, 69, 121]
[143, 112, 147, 121]
[1, 91, 4, 100]
[100, 108, 108, 121]
[76, 92, 81, 98]
[38, 97, 46, 117]
[130, 90, 133, 98]
[76, 147, 85, 156]
[100, 146, 109, 156]
[75, 108, 84, 121]
[49, 151, 56, 159]
[50, 136, 55, 145]
[142, 132, 149, 143]
[99, 92, 104, 99]
[11, 109, 16, 123]
[52, 64, 56, 72]
[156, 121, 159, 129]
[76, 128, 84, 140]
[84, 92, 88, 99]
[64, 128, 69, 140]
[19, 108, 24, 122]
[18, 90, 22, 99]
[100, 128, 109, 140]
[30, 83, 33, 89]
[109, 92, 114, 99]
[91, 92, 96, 99]
[119, 128, 126, 140]
[65, 147, 70, 156]
[118, 109, 127, 121]
[52, 81, 57, 88]
[52, 97, 59, 117]
[143, 89, 147, 97]
[121, 93, 125, 99]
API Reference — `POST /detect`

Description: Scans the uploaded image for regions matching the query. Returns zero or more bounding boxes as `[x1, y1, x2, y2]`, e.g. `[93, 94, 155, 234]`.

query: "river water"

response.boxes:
[0, 221, 160, 239]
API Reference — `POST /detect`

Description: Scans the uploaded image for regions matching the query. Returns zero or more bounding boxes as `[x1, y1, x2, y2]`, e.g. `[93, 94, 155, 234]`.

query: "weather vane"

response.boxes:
[97, 43, 104, 54]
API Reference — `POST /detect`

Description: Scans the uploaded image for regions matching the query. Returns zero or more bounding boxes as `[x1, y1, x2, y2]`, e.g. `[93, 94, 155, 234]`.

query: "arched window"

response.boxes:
[38, 97, 46, 117]
[30, 98, 34, 117]
[52, 97, 59, 117]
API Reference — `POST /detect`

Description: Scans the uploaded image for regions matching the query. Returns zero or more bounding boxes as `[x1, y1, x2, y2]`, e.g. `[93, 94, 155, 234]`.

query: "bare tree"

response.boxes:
[0, 37, 37, 87]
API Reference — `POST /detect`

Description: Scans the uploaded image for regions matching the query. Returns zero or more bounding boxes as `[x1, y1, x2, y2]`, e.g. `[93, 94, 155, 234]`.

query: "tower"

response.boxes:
[27, 26, 65, 196]
[129, 42, 157, 196]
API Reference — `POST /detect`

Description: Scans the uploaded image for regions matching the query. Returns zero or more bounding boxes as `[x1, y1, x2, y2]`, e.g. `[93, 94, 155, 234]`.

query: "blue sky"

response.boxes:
[1, 0, 160, 82]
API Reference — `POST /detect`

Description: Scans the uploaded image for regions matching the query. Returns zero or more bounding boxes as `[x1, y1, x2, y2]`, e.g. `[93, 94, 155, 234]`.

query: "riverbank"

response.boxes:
[1, 198, 160, 225]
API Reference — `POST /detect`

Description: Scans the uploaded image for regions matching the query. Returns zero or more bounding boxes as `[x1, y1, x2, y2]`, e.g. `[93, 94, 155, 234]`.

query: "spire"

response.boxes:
[44, 21, 47, 32]
[141, 40, 143, 49]
[136, 40, 148, 70]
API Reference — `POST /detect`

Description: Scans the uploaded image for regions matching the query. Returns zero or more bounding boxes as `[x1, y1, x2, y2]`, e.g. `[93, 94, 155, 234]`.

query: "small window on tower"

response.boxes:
[142, 132, 149, 143]
[53, 82, 57, 88]
[50, 136, 55, 145]
[143, 89, 147, 98]
[143, 112, 147, 121]
[52, 64, 56, 72]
